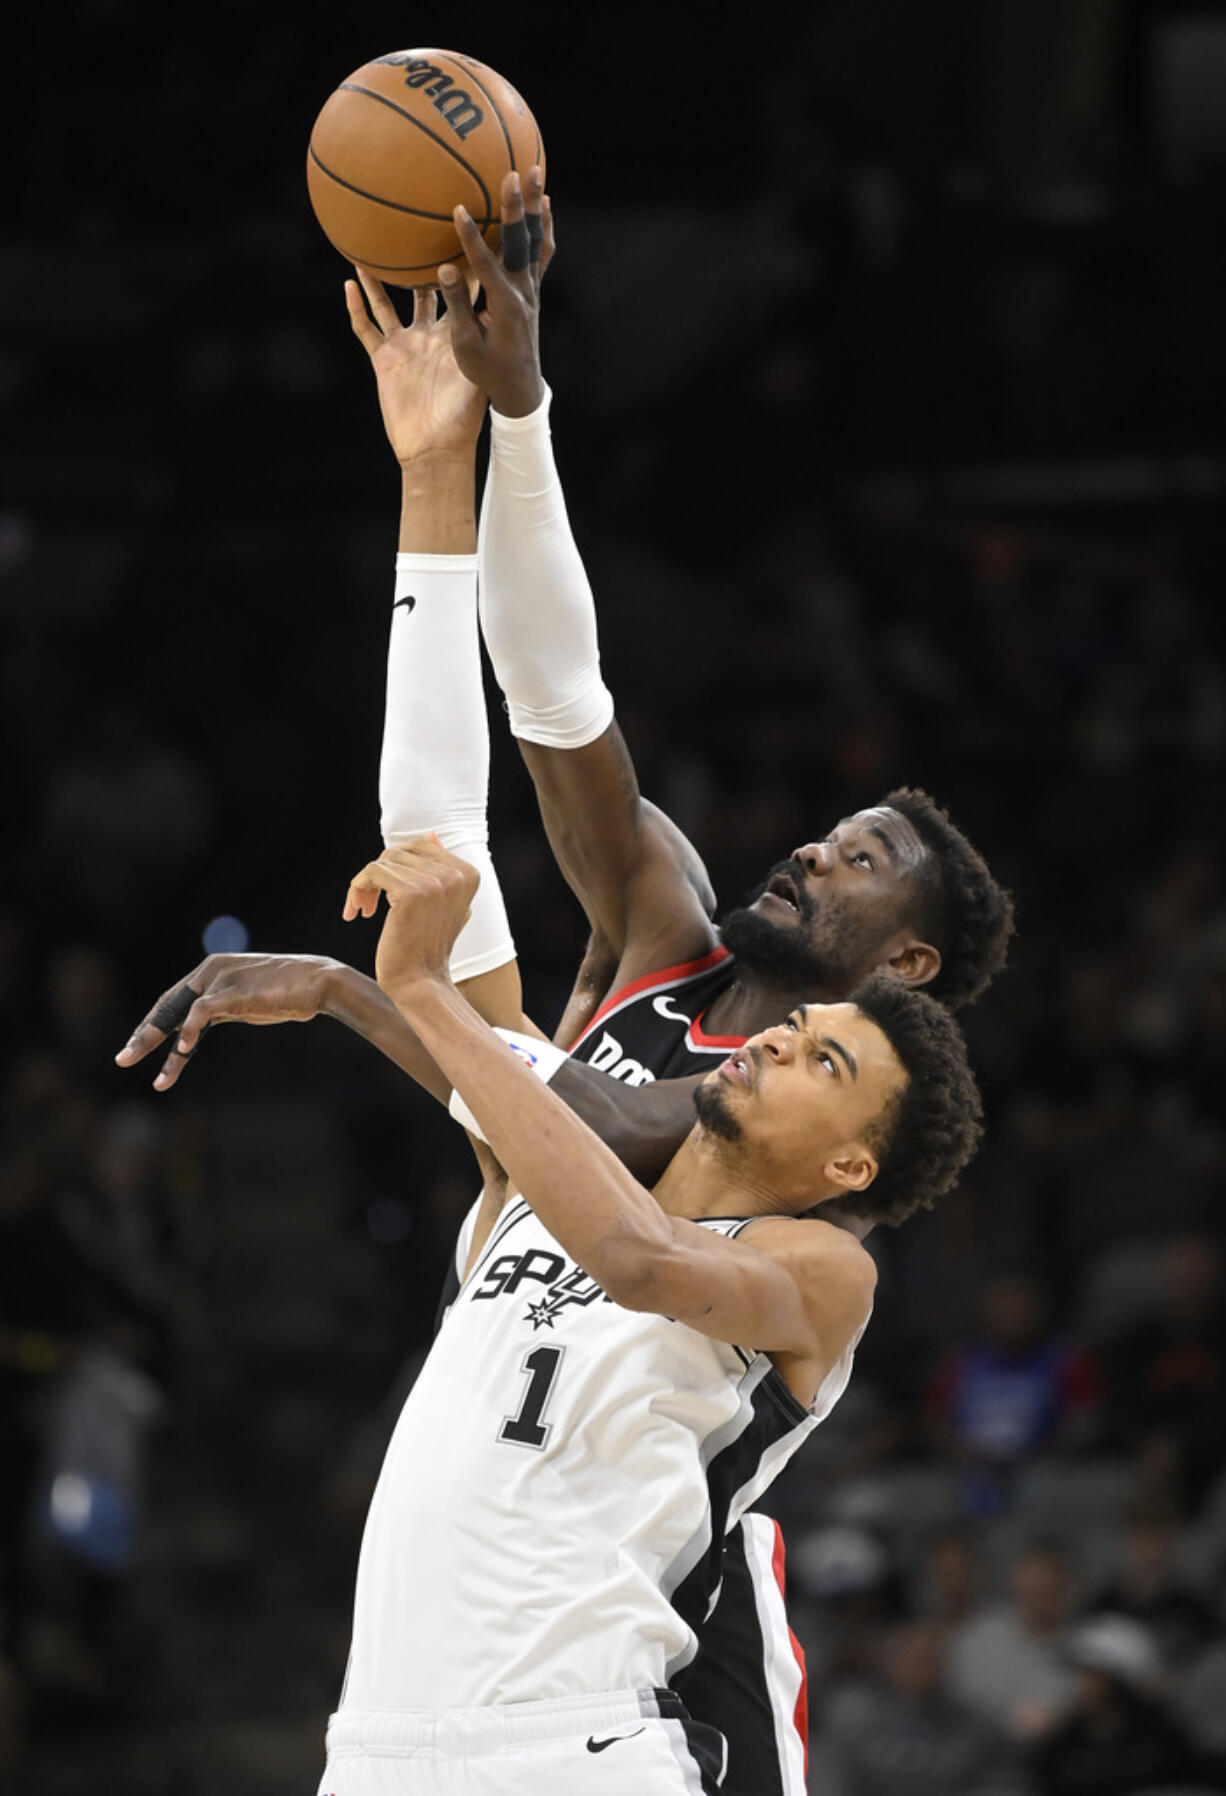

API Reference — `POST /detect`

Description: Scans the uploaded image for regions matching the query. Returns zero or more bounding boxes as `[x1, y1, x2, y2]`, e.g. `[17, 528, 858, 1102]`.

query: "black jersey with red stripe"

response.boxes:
[566, 946, 746, 1082]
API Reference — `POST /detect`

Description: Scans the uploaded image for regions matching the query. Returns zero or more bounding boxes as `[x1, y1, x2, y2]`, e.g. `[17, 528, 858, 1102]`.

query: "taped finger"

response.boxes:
[526, 211, 544, 263]
[171, 1021, 211, 1059]
[149, 985, 200, 1035]
[501, 215, 531, 273]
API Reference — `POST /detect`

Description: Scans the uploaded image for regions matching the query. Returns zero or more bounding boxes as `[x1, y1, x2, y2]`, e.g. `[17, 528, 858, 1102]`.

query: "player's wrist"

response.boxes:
[378, 962, 454, 1019]
[394, 444, 480, 476]
[397, 457, 477, 553]
[489, 374, 548, 422]
[313, 958, 356, 1021]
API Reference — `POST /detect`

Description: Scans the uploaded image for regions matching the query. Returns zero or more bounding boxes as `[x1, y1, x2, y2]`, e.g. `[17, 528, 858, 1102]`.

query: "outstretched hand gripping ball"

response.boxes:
[307, 48, 545, 287]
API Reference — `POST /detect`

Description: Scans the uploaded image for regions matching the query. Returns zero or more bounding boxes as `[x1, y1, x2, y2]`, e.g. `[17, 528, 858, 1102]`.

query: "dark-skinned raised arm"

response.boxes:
[116, 952, 702, 1183]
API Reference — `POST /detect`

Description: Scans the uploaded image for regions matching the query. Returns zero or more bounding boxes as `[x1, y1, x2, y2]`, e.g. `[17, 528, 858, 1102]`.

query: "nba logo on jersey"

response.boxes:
[506, 1039, 540, 1069]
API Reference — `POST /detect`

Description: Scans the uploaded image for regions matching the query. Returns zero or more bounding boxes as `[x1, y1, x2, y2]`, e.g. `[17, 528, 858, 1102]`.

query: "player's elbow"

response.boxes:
[597, 1234, 692, 1317]
[587, 1226, 678, 1315]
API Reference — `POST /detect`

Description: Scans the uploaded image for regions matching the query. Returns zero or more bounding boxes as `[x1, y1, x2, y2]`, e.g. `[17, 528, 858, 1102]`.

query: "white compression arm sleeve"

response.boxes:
[447, 1027, 570, 1141]
[379, 552, 515, 981]
[478, 388, 615, 748]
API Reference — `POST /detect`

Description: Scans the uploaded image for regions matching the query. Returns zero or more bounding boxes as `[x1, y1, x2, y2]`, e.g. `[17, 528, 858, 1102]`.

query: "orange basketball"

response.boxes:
[306, 49, 545, 287]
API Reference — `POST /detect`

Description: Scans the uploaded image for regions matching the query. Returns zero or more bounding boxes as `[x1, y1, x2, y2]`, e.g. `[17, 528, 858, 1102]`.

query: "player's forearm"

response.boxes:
[477, 397, 639, 939]
[398, 451, 477, 553]
[383, 451, 517, 983]
[392, 975, 678, 1287]
[319, 963, 451, 1104]
[549, 1062, 703, 1185]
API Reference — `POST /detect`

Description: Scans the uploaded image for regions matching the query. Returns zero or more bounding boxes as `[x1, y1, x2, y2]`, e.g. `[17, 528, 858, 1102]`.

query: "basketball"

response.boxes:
[306, 49, 545, 287]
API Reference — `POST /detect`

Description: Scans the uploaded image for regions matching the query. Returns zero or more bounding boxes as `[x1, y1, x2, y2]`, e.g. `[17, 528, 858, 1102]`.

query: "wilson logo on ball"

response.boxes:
[307, 48, 545, 287]
[374, 52, 484, 140]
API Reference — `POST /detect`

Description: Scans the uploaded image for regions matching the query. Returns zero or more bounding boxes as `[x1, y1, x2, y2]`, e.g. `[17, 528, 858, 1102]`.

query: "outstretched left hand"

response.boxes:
[346, 272, 487, 468]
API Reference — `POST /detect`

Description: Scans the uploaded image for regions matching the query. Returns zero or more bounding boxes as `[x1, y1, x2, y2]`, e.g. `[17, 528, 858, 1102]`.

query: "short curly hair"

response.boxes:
[836, 971, 984, 1228]
[881, 787, 1015, 1010]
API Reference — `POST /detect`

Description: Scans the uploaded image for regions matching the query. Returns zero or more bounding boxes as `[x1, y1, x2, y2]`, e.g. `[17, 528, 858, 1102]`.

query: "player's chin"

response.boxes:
[692, 1076, 744, 1144]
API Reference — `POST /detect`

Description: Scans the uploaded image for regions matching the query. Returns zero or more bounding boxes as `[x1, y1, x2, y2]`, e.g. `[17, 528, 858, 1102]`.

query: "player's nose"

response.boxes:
[793, 840, 835, 877]
[756, 1026, 794, 1064]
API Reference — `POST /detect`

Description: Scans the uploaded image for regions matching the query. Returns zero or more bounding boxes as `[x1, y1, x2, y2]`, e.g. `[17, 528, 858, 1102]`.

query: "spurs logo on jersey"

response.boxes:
[472, 1247, 612, 1330]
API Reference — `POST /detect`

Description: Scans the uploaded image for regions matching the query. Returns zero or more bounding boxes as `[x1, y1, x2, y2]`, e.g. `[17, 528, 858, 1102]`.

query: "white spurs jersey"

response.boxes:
[340, 1199, 864, 1714]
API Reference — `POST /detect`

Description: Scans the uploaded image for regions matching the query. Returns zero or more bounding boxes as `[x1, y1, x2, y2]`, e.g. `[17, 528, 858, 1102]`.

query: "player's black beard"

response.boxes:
[719, 859, 864, 990]
[718, 905, 833, 988]
[693, 1079, 743, 1144]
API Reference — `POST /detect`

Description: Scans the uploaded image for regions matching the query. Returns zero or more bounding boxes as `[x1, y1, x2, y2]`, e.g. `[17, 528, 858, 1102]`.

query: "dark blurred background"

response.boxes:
[3, 1, 1226, 1791]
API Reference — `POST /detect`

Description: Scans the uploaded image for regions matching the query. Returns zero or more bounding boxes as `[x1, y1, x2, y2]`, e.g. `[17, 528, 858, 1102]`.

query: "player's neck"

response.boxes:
[652, 1133, 831, 1223]
[703, 969, 852, 1039]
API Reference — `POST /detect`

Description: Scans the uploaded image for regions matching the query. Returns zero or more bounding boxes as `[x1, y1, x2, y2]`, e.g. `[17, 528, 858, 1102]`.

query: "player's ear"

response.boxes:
[824, 1147, 877, 1194]
[888, 940, 940, 989]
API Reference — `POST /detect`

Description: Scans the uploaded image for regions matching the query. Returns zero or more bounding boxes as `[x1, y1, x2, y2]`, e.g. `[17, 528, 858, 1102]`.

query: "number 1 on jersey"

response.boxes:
[500, 1344, 565, 1450]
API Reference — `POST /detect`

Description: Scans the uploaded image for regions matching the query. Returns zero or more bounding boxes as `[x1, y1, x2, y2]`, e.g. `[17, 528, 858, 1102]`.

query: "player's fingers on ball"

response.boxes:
[524, 170, 545, 274]
[500, 168, 525, 222]
[345, 280, 385, 357]
[411, 285, 438, 327]
[439, 263, 479, 333]
[498, 172, 532, 278]
[539, 195, 556, 278]
[343, 277, 373, 330]
[356, 266, 401, 334]
[453, 206, 500, 281]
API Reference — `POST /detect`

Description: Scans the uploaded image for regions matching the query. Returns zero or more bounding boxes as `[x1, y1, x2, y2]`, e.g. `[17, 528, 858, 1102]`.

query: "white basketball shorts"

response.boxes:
[317, 1687, 726, 1794]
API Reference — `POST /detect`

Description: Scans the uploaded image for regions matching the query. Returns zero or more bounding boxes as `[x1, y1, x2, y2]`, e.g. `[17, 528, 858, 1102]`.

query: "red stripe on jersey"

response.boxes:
[687, 1009, 747, 1050]
[571, 945, 732, 1048]
[772, 1520, 809, 1776]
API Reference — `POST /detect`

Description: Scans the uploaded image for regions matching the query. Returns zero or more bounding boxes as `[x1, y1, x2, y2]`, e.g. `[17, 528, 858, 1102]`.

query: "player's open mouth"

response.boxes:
[720, 1051, 754, 1088]
[764, 872, 800, 913]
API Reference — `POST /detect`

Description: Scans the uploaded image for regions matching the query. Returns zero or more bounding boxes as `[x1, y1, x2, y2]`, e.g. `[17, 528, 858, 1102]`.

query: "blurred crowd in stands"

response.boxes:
[3, 2, 1226, 1790]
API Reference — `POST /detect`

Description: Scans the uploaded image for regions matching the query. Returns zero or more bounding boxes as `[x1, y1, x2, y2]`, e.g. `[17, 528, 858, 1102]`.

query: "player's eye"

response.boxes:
[817, 1051, 836, 1076]
[784, 1015, 800, 1031]
[852, 851, 875, 870]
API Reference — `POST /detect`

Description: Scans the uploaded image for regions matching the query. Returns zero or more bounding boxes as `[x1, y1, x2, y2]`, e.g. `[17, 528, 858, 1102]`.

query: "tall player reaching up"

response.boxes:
[119, 170, 1013, 1795]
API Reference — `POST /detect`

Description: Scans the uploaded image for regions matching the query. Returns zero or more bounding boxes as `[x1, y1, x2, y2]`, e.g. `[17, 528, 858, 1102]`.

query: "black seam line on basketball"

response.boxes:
[324, 233, 456, 273]
[436, 53, 516, 173]
[324, 237, 460, 275]
[334, 83, 493, 221]
[309, 142, 491, 230]
[335, 82, 494, 217]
